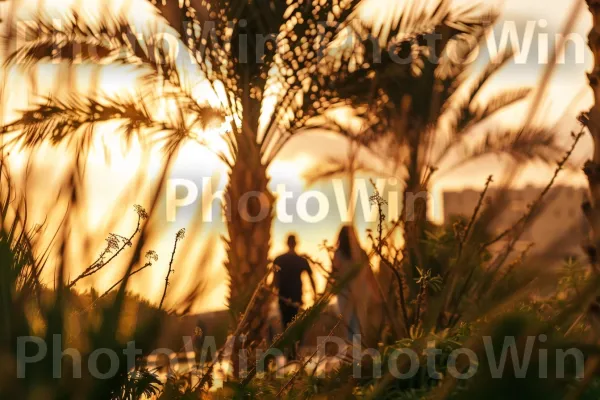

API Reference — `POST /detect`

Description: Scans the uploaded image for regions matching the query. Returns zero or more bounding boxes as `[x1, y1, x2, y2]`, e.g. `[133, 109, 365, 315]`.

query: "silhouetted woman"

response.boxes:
[332, 226, 382, 344]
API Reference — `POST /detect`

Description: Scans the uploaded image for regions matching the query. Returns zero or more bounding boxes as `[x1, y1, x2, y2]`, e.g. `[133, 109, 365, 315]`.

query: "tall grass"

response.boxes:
[0, 153, 213, 399]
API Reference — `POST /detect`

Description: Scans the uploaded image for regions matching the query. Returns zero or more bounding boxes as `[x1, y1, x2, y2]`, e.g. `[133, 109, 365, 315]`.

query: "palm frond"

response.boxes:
[2, 95, 161, 149]
[361, 0, 453, 46]
[435, 13, 499, 105]
[7, 11, 189, 92]
[332, 1, 496, 130]
[476, 88, 532, 121]
[303, 157, 350, 187]
[442, 49, 516, 128]
[439, 127, 565, 175]
[304, 116, 381, 146]
[149, 0, 365, 157]
[308, 159, 390, 185]
[5, 12, 123, 67]
[257, 0, 364, 154]
[445, 87, 532, 139]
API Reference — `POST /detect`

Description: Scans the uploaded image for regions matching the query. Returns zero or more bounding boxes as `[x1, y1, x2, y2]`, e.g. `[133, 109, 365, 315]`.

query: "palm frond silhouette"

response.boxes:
[304, 2, 565, 278]
[2, 0, 529, 376]
[2, 0, 367, 375]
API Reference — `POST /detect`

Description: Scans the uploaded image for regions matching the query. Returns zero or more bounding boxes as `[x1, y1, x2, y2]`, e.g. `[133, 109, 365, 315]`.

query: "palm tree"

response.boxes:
[4, 0, 561, 366]
[1, 0, 374, 366]
[307, 5, 565, 277]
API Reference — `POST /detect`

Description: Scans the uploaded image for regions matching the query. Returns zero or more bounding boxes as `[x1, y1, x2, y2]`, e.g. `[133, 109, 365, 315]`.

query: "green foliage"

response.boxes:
[118, 369, 163, 400]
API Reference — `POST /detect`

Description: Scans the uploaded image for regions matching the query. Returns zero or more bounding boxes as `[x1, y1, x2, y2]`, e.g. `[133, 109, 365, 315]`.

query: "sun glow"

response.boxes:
[1, 0, 594, 314]
[190, 115, 235, 159]
[269, 156, 313, 192]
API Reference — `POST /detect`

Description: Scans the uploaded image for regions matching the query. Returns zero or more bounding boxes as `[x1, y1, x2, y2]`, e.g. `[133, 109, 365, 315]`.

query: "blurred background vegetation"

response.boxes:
[1, 0, 600, 398]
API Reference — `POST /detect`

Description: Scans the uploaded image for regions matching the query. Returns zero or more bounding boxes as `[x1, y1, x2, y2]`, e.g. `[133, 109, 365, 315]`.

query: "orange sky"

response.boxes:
[1, 0, 596, 312]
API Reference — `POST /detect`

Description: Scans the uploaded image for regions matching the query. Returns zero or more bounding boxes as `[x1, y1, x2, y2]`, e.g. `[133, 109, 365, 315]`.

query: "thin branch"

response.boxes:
[79, 250, 157, 314]
[471, 128, 586, 304]
[461, 175, 493, 251]
[488, 128, 585, 273]
[440, 175, 493, 326]
[68, 205, 147, 289]
[158, 229, 185, 310]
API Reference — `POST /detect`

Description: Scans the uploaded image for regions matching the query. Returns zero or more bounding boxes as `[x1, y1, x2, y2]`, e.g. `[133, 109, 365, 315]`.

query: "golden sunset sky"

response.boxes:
[1, 0, 595, 312]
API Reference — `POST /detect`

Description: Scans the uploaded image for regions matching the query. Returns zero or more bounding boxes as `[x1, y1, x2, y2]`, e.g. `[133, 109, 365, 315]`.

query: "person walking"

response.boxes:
[273, 234, 317, 359]
[332, 225, 383, 345]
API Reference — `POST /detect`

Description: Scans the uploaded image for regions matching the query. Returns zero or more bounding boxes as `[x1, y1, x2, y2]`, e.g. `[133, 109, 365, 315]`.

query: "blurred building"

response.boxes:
[443, 185, 590, 261]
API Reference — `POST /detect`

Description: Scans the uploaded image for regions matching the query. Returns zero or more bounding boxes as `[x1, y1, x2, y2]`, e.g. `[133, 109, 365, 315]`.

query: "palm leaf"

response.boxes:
[435, 13, 499, 106]
[148, 0, 367, 160]
[3, 7, 223, 152]
[335, 1, 496, 130]
[303, 157, 351, 187]
[475, 88, 532, 121]
[439, 127, 564, 175]
[308, 158, 390, 185]
[6, 11, 188, 92]
[444, 87, 532, 143]
[1, 94, 217, 151]
[443, 49, 516, 129]
[254, 0, 364, 158]
[4, 12, 129, 67]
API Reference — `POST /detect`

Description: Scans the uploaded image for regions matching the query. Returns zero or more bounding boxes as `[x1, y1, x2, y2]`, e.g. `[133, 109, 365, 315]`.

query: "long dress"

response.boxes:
[333, 249, 361, 342]
[332, 244, 383, 346]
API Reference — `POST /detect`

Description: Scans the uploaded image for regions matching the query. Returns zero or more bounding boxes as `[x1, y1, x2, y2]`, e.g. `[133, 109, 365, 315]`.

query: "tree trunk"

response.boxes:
[225, 98, 274, 379]
[402, 129, 427, 289]
[585, 0, 600, 267]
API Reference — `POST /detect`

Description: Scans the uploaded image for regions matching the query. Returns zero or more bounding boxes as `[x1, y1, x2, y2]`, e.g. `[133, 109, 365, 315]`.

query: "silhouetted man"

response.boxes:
[273, 234, 316, 358]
